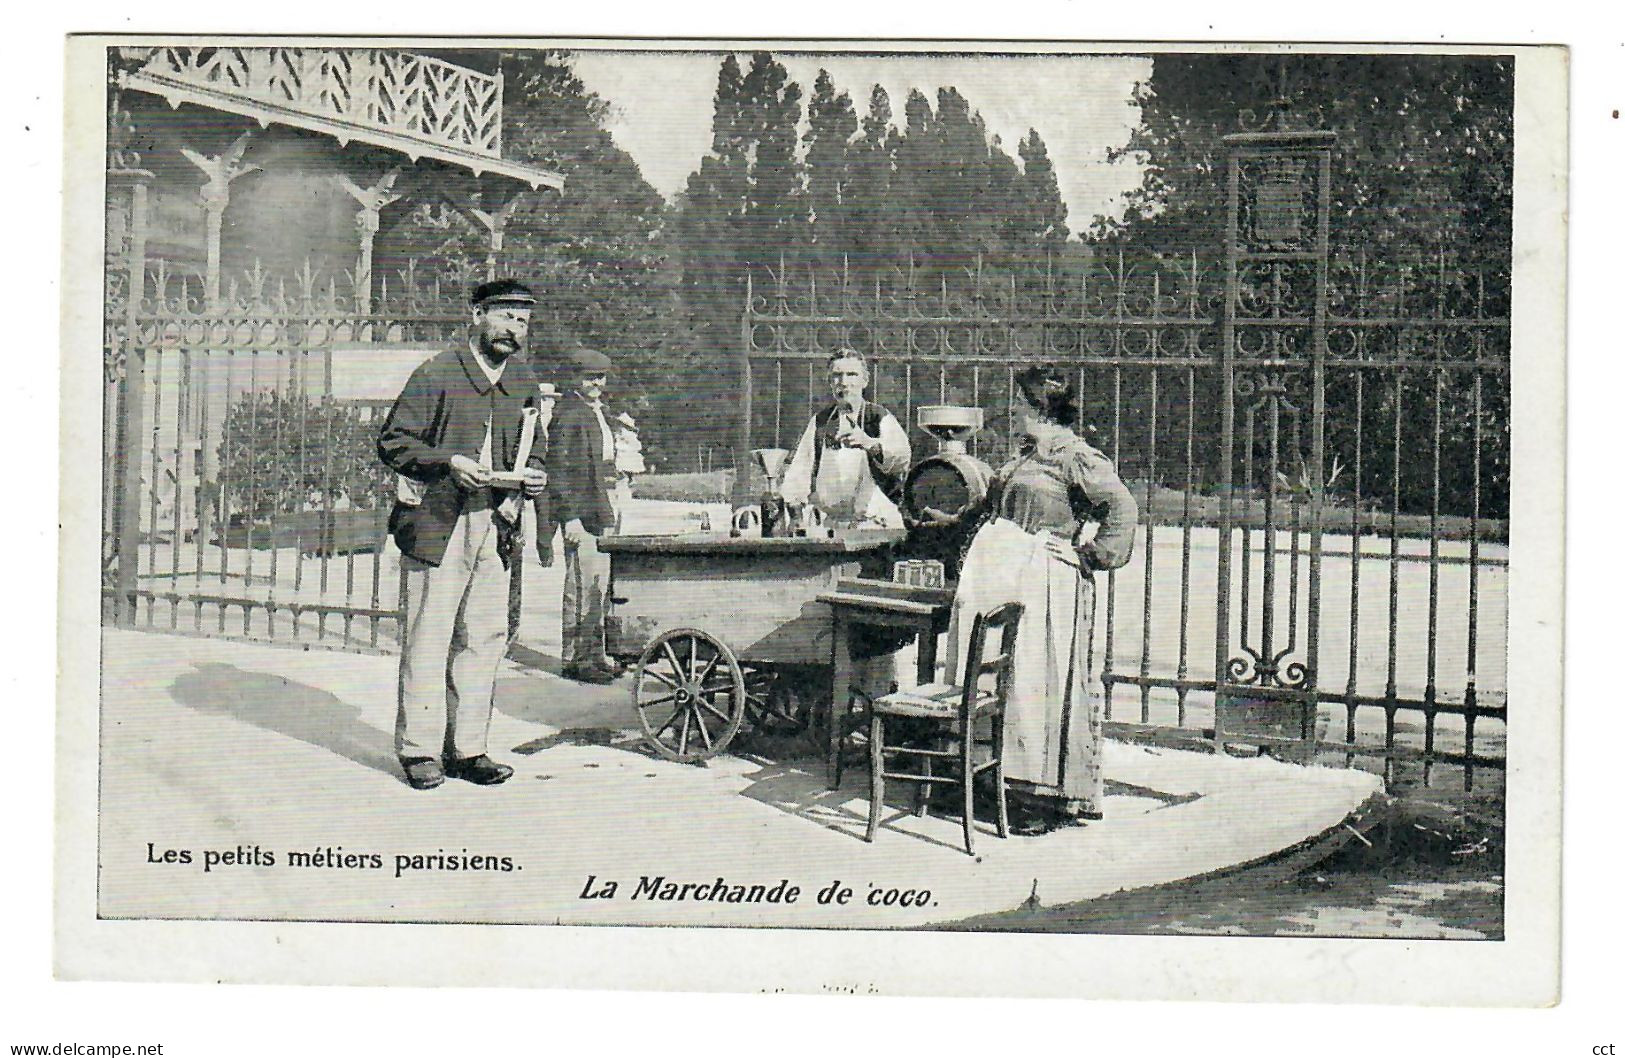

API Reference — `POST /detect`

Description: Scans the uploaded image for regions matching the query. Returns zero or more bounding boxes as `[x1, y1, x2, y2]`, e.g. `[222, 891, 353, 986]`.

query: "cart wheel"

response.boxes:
[633, 628, 746, 763]
[743, 668, 817, 735]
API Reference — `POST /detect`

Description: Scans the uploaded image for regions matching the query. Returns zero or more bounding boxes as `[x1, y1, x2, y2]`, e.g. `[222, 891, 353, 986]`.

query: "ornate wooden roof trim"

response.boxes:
[119, 46, 565, 192]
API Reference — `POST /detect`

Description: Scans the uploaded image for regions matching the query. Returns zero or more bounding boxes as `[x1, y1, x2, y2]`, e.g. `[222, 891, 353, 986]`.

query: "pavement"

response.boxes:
[97, 627, 1384, 929]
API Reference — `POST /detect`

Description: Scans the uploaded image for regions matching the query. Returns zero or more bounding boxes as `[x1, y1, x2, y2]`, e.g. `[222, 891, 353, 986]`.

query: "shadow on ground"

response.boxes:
[168, 661, 397, 778]
[735, 757, 1000, 856]
[491, 666, 632, 733]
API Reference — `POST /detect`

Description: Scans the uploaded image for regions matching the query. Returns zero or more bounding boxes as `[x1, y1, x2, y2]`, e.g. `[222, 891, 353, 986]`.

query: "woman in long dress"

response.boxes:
[946, 367, 1138, 824]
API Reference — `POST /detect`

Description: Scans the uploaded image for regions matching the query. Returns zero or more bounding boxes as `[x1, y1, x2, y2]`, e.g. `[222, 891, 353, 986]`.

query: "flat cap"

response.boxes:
[471, 278, 536, 308]
[569, 347, 612, 374]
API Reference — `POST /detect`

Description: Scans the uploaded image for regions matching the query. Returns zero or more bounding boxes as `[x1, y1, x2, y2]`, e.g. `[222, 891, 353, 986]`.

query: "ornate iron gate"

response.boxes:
[1212, 129, 1336, 760]
[103, 259, 471, 651]
[741, 132, 1509, 780]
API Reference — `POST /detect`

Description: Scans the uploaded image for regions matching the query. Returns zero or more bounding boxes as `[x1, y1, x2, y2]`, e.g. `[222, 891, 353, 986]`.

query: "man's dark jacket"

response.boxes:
[547, 392, 619, 537]
[377, 344, 547, 566]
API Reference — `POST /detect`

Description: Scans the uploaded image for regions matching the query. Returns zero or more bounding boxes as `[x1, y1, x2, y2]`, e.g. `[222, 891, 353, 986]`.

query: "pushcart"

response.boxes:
[598, 528, 904, 763]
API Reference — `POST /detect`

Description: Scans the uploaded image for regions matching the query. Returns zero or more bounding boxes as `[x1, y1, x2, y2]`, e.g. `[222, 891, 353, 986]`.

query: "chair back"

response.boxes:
[961, 601, 1023, 719]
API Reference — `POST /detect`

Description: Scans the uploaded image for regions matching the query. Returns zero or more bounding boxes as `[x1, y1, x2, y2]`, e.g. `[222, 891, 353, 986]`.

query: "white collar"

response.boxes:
[469, 341, 506, 385]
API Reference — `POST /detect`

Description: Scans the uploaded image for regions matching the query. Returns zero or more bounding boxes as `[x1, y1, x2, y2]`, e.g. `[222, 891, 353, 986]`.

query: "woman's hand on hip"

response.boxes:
[1043, 536, 1083, 569]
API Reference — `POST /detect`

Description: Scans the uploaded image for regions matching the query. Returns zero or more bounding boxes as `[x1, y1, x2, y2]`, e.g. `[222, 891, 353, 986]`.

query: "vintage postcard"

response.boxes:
[57, 36, 1565, 1002]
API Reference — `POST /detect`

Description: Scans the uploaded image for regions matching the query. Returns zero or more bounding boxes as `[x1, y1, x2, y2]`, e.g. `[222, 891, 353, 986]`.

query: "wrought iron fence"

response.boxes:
[103, 257, 474, 650]
[743, 245, 1509, 781]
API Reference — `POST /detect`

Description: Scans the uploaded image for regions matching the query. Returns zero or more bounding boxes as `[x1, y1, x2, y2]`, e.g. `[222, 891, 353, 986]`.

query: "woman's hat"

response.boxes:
[536, 381, 561, 398]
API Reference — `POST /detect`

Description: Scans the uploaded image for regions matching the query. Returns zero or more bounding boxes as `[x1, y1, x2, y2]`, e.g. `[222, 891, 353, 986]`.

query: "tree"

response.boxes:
[844, 84, 900, 277]
[485, 50, 707, 468]
[217, 391, 389, 519]
[738, 53, 806, 277]
[803, 69, 859, 268]
[1017, 129, 1069, 246]
[1089, 54, 1512, 519]
[1091, 53, 1513, 266]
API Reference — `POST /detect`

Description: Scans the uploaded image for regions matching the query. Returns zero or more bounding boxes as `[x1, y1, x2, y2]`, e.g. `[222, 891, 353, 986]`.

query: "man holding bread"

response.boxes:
[377, 278, 548, 790]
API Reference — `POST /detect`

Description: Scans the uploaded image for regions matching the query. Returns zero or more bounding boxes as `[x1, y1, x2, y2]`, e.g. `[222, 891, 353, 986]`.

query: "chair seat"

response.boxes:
[874, 682, 999, 718]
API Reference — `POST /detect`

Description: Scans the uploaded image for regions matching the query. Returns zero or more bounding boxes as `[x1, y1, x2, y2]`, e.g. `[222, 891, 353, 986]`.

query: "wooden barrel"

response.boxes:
[902, 451, 993, 526]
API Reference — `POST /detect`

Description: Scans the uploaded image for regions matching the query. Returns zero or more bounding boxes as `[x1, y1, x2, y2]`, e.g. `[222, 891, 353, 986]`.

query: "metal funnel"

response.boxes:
[751, 447, 790, 483]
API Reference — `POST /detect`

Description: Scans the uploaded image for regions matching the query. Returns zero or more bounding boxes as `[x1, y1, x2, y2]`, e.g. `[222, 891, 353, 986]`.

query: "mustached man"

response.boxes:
[377, 279, 548, 790]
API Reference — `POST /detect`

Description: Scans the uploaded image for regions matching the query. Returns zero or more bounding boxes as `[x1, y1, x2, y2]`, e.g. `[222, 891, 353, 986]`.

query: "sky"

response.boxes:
[566, 51, 1153, 234]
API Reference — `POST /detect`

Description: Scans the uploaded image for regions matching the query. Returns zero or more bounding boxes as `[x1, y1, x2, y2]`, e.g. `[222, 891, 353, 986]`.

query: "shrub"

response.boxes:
[216, 389, 391, 521]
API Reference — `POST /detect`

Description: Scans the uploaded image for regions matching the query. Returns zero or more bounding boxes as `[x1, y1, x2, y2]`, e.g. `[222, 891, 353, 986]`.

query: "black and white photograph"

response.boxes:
[51, 32, 1567, 1007]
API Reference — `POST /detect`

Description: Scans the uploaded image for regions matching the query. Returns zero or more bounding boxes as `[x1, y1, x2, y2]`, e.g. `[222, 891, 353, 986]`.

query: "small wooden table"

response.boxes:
[816, 578, 956, 789]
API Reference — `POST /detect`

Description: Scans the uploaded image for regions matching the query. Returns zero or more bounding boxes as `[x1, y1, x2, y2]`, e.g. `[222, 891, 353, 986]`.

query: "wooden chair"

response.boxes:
[865, 601, 1023, 856]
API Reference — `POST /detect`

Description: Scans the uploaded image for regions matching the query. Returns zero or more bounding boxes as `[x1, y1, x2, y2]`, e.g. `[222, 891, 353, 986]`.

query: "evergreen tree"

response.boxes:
[677, 54, 749, 340]
[1017, 129, 1070, 245]
[803, 69, 859, 270]
[845, 84, 900, 277]
[892, 89, 937, 265]
[738, 53, 806, 278]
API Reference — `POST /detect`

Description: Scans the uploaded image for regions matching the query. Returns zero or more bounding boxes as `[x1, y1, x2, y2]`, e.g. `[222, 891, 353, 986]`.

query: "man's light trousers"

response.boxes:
[395, 495, 509, 762]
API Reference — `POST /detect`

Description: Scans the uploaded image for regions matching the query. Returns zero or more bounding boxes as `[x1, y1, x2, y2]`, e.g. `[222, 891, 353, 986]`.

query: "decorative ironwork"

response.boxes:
[737, 229, 1509, 780]
[1236, 153, 1320, 255]
[127, 256, 475, 350]
[1231, 367, 1301, 405]
[1235, 57, 1327, 135]
[744, 249, 1217, 367]
[1226, 645, 1311, 690]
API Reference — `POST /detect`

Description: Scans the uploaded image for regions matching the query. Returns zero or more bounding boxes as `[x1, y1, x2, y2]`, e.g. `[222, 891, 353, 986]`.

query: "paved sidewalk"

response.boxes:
[97, 628, 1382, 929]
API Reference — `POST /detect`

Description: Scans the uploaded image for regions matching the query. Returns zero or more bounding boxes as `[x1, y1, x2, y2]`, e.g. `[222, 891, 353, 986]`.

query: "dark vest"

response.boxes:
[811, 401, 904, 503]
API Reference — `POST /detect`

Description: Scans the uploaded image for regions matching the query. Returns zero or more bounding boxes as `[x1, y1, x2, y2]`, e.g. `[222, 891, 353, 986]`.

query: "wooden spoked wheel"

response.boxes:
[633, 628, 747, 762]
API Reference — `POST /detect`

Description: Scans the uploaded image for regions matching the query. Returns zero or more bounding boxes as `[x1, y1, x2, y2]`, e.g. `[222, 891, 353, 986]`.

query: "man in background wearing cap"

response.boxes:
[377, 279, 549, 790]
[548, 347, 624, 684]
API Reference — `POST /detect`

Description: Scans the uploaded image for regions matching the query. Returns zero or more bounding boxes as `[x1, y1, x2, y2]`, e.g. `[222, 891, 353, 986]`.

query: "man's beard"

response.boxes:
[481, 334, 520, 360]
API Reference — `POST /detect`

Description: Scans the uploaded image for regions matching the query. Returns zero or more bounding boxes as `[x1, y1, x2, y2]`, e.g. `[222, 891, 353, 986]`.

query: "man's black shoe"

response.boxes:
[445, 755, 514, 785]
[562, 663, 617, 685]
[590, 655, 627, 678]
[402, 758, 446, 790]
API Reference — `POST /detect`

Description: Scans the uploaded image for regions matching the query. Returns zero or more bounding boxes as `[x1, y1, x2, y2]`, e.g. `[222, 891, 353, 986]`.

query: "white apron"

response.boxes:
[814, 444, 902, 528]
[944, 517, 1103, 805]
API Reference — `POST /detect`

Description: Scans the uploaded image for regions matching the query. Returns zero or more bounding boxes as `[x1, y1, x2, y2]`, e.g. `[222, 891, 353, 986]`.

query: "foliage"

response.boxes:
[1091, 53, 1513, 265]
[674, 55, 1076, 289]
[216, 390, 390, 519]
[1077, 54, 1513, 519]
[411, 50, 712, 470]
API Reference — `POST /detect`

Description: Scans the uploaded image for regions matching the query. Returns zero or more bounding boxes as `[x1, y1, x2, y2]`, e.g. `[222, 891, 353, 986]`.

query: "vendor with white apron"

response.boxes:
[778, 349, 911, 529]
[779, 348, 913, 702]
